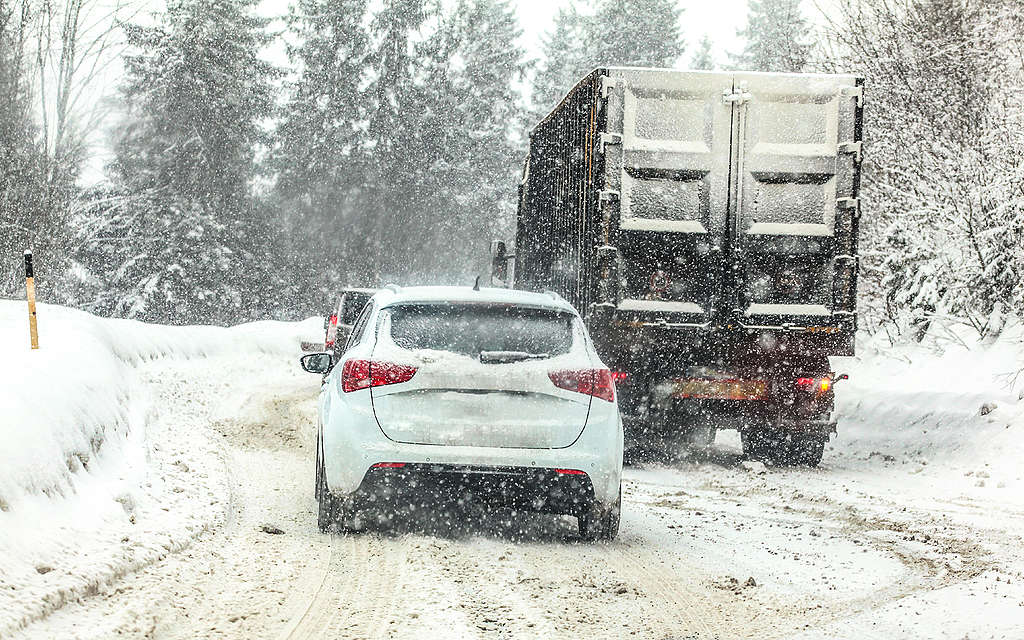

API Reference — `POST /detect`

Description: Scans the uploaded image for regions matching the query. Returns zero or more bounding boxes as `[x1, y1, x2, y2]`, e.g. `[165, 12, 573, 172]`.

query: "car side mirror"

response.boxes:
[300, 352, 333, 375]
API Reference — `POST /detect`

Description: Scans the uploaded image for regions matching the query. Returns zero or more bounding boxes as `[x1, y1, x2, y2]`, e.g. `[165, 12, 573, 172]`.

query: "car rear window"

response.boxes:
[386, 304, 574, 358]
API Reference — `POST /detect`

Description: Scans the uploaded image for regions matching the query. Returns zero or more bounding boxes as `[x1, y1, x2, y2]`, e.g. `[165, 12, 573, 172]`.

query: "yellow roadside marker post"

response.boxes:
[25, 250, 39, 349]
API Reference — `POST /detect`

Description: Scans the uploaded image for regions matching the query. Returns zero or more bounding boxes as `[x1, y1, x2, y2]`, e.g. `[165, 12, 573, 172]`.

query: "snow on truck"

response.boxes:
[492, 67, 863, 466]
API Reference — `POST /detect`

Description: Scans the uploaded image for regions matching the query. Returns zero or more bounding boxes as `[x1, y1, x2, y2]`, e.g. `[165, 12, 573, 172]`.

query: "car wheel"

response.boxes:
[316, 453, 336, 533]
[314, 433, 323, 502]
[578, 485, 621, 542]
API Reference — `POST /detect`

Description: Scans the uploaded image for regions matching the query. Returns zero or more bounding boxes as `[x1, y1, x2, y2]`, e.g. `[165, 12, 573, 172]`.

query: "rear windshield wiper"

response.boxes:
[479, 350, 550, 364]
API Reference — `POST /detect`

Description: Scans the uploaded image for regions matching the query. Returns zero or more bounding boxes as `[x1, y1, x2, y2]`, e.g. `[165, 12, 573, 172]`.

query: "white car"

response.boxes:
[300, 285, 623, 541]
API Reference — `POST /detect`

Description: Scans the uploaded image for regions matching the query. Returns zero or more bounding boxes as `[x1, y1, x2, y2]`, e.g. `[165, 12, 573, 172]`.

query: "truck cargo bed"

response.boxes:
[515, 68, 863, 362]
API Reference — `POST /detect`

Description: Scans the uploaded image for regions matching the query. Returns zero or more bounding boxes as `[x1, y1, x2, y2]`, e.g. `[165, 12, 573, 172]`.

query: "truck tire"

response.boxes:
[741, 428, 785, 463]
[578, 486, 621, 542]
[682, 423, 716, 454]
[787, 434, 826, 467]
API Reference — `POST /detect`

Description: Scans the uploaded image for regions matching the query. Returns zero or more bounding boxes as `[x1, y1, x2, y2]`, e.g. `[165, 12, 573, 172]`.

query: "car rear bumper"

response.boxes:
[321, 389, 623, 505]
[350, 464, 596, 516]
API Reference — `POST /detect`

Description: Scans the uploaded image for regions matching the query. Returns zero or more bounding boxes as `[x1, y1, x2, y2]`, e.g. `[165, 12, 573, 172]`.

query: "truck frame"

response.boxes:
[502, 68, 863, 466]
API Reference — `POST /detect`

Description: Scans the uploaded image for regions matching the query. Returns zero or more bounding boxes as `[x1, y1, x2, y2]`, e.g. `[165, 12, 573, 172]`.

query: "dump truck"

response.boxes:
[494, 68, 863, 466]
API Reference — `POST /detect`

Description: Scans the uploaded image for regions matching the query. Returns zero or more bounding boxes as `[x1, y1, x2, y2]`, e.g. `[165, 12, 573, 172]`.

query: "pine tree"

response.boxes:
[531, 0, 685, 123]
[361, 0, 428, 280]
[732, 0, 811, 72]
[441, 0, 527, 278]
[690, 34, 714, 70]
[531, 2, 590, 121]
[271, 0, 371, 303]
[91, 0, 279, 324]
[590, 0, 685, 68]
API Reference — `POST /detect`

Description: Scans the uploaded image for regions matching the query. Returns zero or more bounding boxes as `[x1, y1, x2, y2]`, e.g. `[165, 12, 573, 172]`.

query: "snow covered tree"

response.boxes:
[357, 0, 527, 283]
[531, 2, 590, 121]
[439, 0, 527, 278]
[270, 0, 371, 305]
[732, 0, 811, 72]
[359, 0, 429, 281]
[87, 0, 279, 324]
[826, 0, 1024, 335]
[0, 0, 43, 295]
[0, 0, 81, 302]
[590, 0, 684, 69]
[690, 34, 714, 70]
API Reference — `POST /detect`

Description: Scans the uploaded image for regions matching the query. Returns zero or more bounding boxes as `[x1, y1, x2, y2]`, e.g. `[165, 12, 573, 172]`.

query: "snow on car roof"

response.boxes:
[373, 286, 577, 314]
[337, 287, 379, 295]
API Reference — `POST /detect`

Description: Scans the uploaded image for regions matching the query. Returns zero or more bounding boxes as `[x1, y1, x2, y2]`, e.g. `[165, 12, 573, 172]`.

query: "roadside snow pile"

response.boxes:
[0, 299, 318, 634]
[833, 319, 1024, 490]
[0, 300, 315, 510]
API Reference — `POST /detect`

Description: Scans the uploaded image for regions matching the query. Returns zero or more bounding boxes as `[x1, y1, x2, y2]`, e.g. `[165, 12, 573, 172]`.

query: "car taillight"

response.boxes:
[341, 359, 417, 393]
[325, 314, 338, 348]
[371, 462, 406, 469]
[611, 371, 629, 384]
[555, 468, 586, 475]
[548, 368, 615, 403]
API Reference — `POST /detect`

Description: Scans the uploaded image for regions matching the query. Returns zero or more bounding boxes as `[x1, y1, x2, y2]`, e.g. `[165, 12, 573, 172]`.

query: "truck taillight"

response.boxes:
[611, 371, 629, 384]
[341, 359, 418, 393]
[549, 368, 615, 403]
[796, 376, 831, 394]
[325, 314, 338, 348]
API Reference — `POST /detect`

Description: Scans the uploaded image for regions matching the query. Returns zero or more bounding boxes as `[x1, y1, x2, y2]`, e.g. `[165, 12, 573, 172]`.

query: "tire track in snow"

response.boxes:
[279, 534, 410, 639]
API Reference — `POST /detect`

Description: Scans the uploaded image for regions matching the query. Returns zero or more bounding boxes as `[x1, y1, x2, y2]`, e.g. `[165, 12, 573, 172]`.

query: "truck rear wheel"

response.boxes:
[740, 428, 784, 463]
[742, 429, 826, 467]
[682, 423, 716, 453]
[787, 434, 826, 467]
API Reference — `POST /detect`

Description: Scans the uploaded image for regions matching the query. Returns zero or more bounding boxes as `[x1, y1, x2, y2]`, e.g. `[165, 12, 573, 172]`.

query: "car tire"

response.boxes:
[316, 453, 336, 533]
[314, 433, 323, 502]
[315, 452, 363, 534]
[578, 485, 621, 542]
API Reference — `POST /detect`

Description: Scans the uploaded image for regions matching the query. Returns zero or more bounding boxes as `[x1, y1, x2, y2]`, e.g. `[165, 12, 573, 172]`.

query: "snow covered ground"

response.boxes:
[0, 301, 319, 636]
[2, 301, 1023, 639]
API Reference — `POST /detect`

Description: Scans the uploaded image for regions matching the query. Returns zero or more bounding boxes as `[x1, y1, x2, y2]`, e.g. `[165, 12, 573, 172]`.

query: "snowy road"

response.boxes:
[11, 350, 1024, 640]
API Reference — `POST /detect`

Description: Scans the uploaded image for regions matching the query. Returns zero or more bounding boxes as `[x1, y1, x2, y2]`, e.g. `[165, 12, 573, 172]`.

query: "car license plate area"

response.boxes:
[672, 378, 768, 401]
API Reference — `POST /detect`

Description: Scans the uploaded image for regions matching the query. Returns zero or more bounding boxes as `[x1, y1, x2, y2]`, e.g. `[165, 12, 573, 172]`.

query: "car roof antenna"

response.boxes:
[472, 275, 481, 291]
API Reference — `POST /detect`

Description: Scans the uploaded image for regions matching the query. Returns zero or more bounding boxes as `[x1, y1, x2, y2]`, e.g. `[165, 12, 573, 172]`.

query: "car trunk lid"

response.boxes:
[369, 303, 593, 449]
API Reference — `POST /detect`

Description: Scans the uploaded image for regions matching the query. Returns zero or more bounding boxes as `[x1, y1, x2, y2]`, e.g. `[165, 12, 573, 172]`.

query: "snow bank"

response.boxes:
[0, 300, 318, 512]
[0, 300, 319, 634]
[833, 319, 1024, 492]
